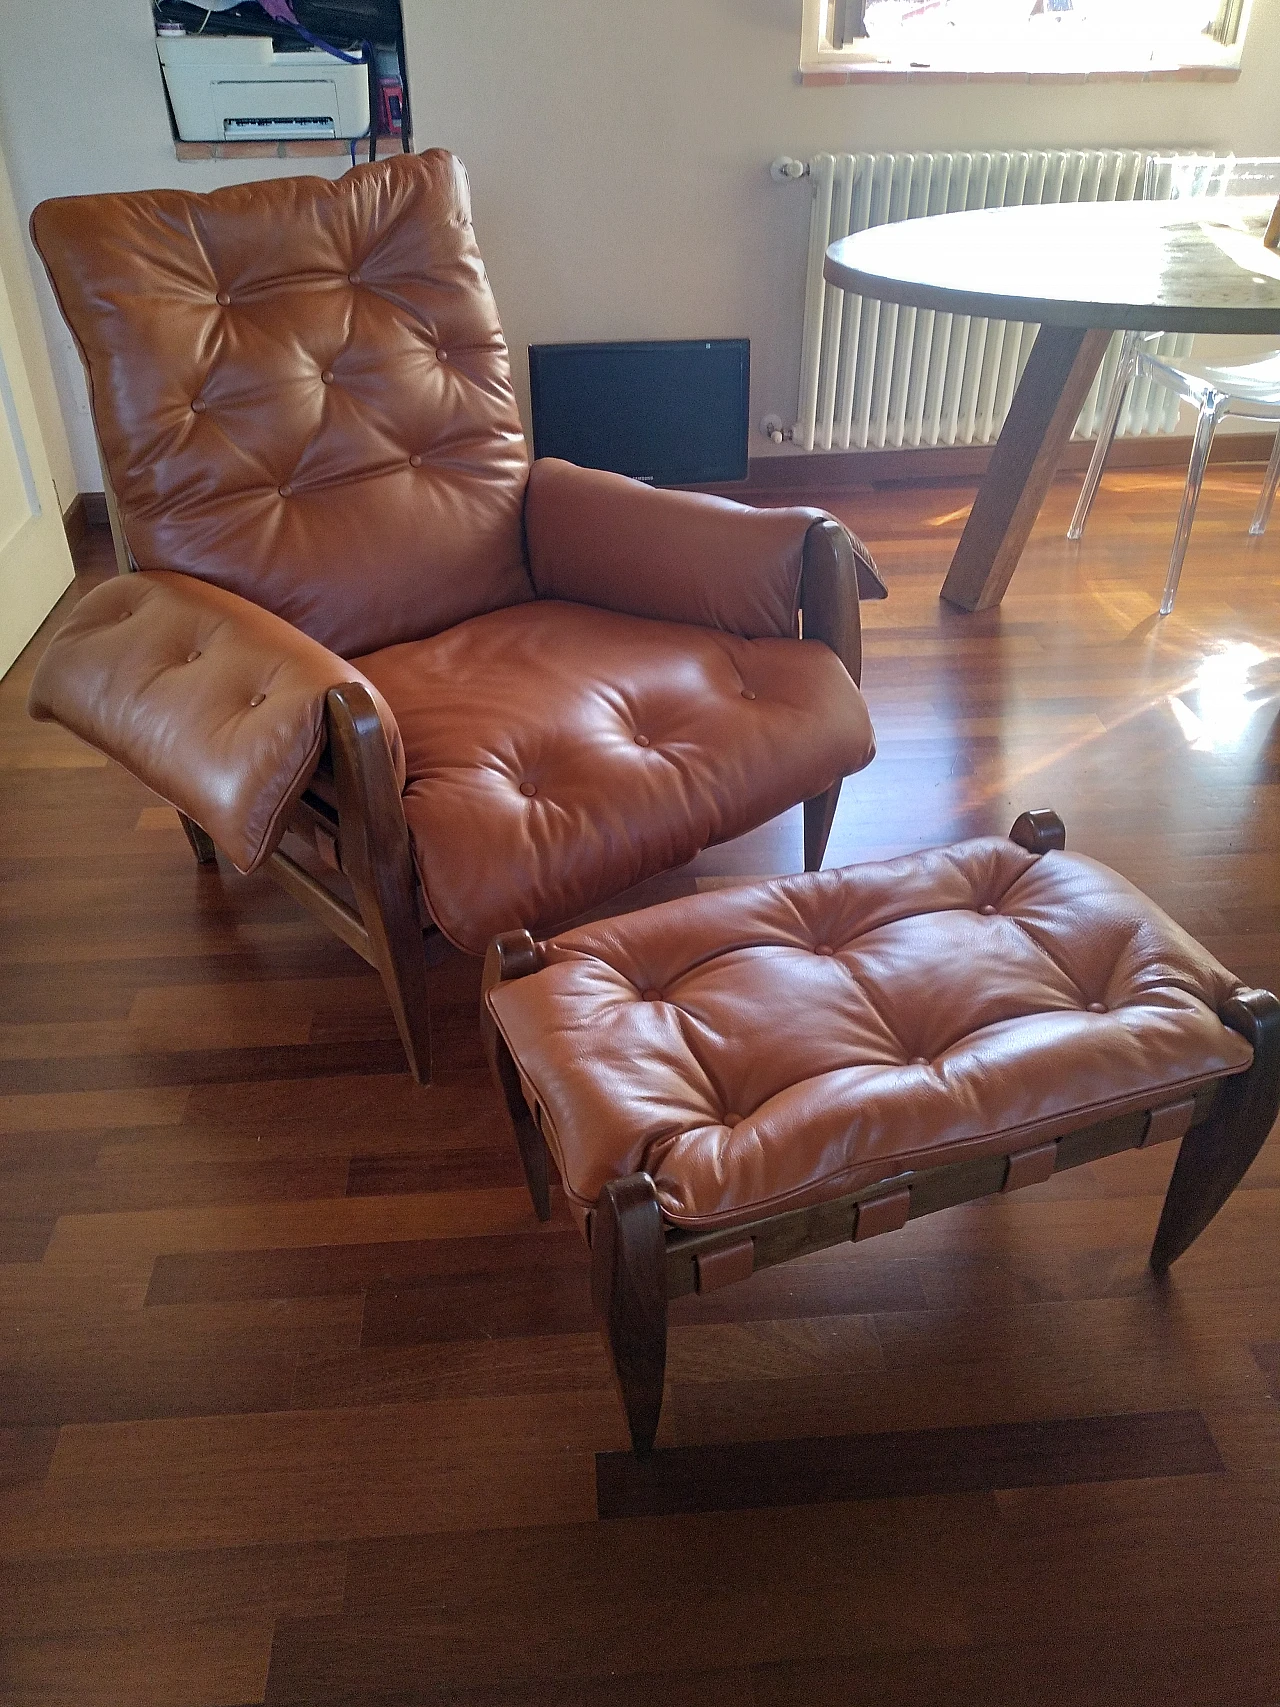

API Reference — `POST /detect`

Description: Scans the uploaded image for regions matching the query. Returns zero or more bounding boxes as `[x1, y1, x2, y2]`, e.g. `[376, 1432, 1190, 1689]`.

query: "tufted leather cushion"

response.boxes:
[357, 600, 875, 955]
[486, 839, 1254, 1230]
[28, 570, 404, 875]
[30, 151, 533, 658]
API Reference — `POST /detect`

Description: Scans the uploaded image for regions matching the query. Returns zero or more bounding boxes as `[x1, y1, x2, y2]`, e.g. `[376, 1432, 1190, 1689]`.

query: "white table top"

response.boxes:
[824, 196, 1280, 335]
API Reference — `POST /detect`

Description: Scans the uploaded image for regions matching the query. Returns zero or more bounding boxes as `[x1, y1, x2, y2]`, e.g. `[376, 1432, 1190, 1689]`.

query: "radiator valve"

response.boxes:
[761, 414, 786, 444]
[770, 157, 808, 183]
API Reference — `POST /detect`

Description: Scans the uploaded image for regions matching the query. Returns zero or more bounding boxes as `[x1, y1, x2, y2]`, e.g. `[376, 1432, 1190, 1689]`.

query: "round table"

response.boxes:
[825, 196, 1280, 611]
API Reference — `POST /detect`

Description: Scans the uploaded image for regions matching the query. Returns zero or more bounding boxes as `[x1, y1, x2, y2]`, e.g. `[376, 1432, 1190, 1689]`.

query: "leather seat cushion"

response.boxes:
[356, 600, 875, 955]
[486, 839, 1254, 1230]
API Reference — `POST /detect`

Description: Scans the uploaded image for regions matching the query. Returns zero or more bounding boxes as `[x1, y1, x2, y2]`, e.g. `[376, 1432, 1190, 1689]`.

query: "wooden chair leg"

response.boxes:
[591, 1174, 668, 1459]
[178, 812, 217, 865]
[482, 931, 552, 1221]
[1151, 989, 1280, 1272]
[327, 684, 433, 1085]
[803, 779, 843, 872]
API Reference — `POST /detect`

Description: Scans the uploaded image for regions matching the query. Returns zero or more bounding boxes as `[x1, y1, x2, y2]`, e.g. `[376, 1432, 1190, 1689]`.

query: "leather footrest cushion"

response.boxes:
[486, 838, 1254, 1233]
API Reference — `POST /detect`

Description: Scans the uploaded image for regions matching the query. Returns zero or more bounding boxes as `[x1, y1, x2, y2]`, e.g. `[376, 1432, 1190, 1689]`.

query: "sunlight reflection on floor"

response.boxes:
[1167, 641, 1279, 753]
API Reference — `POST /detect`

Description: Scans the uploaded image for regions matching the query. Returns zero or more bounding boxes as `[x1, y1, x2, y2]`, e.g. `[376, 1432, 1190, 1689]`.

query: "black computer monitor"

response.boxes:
[528, 338, 750, 485]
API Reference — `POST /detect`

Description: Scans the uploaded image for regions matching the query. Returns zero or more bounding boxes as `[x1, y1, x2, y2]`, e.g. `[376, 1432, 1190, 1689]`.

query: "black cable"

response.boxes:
[365, 40, 376, 160]
[393, 6, 411, 151]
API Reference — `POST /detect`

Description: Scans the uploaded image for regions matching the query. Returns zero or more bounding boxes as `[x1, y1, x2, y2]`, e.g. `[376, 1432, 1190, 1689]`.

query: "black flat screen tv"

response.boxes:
[528, 338, 750, 485]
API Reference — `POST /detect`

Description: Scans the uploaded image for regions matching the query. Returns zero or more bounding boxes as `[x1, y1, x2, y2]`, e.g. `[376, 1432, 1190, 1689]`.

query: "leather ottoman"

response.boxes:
[483, 812, 1280, 1456]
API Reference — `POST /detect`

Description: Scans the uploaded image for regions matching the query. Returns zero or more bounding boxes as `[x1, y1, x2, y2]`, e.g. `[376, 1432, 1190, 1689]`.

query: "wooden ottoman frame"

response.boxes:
[483, 812, 1280, 1458]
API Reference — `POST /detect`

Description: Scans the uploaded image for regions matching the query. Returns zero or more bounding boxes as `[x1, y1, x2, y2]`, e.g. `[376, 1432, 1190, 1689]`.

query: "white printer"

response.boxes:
[158, 33, 370, 143]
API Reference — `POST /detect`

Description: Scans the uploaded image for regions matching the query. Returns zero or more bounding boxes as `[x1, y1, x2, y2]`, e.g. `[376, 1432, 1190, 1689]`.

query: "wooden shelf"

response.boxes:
[174, 138, 376, 160]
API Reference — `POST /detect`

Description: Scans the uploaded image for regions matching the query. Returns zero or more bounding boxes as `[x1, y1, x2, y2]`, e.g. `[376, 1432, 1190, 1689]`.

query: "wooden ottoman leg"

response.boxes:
[592, 1174, 668, 1459]
[482, 931, 552, 1221]
[178, 812, 218, 865]
[804, 780, 843, 872]
[1151, 990, 1280, 1272]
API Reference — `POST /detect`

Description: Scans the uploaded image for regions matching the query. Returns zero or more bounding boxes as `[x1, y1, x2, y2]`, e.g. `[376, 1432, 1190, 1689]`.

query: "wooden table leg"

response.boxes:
[940, 323, 1112, 612]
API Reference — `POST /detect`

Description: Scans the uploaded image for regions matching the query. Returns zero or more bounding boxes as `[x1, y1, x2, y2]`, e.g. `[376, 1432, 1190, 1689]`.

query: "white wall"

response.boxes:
[1, 0, 1278, 490]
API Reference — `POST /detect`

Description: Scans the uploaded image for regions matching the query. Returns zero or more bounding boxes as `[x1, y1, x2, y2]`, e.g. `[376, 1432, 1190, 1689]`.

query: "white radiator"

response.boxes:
[795, 149, 1203, 454]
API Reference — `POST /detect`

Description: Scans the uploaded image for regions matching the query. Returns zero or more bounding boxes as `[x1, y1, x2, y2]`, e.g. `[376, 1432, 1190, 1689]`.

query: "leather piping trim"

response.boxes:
[640, 1059, 1251, 1232]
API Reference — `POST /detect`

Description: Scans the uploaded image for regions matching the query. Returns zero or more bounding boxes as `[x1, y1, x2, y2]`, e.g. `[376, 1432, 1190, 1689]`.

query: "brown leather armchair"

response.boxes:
[27, 150, 880, 1083]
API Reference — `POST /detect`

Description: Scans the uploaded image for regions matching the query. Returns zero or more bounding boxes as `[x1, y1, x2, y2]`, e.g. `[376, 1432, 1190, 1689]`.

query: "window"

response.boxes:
[802, 0, 1254, 77]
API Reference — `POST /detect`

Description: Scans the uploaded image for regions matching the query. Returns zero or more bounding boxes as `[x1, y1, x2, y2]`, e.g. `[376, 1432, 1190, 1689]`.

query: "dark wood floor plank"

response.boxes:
[0, 1036, 409, 1093]
[361, 1262, 592, 1348]
[270, 1502, 984, 1699]
[0, 1217, 56, 1263]
[290, 1336, 613, 1413]
[1252, 1341, 1280, 1400]
[0, 1396, 603, 1558]
[345, 1146, 527, 1197]
[0, 1539, 346, 1639]
[750, 1618, 1280, 1707]
[596, 1409, 1224, 1520]
[258, 1671, 754, 1707]
[0, 1426, 58, 1492]
[0, 1616, 275, 1707]
[0, 1151, 351, 1220]
[147, 1228, 585, 1309]
[0, 1296, 363, 1426]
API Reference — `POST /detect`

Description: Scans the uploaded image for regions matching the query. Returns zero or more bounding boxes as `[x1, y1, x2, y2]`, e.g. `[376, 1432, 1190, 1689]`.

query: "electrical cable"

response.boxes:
[392, 4, 410, 149]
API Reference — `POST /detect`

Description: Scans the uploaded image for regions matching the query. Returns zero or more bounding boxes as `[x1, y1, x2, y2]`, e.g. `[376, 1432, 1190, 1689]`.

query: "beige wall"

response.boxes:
[0, 0, 352, 493]
[405, 0, 1280, 448]
[1, 0, 1278, 490]
[0, 144, 75, 513]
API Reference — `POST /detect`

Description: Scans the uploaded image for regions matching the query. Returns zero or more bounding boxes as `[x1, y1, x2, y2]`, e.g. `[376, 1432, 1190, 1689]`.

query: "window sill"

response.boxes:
[799, 61, 1241, 84]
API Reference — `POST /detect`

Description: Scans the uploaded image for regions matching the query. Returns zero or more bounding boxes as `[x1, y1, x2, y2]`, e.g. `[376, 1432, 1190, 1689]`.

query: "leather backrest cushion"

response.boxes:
[30, 150, 534, 658]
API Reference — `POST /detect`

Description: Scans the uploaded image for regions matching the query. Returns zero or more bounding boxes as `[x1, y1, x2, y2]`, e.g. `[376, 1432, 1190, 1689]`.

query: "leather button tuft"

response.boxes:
[978, 903, 997, 916]
[909, 1056, 930, 1067]
[348, 270, 361, 283]
[634, 734, 650, 747]
[278, 484, 293, 497]
[190, 398, 207, 413]
[723, 1112, 741, 1126]
[215, 291, 230, 306]
[519, 782, 537, 797]
[186, 650, 201, 663]
[641, 989, 663, 1002]
[117, 609, 131, 621]
[436, 349, 448, 361]
[1087, 1001, 1108, 1014]
[409, 454, 423, 467]
[321, 369, 335, 384]
[249, 692, 266, 707]
[741, 689, 757, 701]
[813, 944, 835, 956]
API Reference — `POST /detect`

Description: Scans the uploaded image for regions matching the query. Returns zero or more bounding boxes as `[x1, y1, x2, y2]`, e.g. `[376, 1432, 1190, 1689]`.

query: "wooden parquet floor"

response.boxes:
[2, 468, 1279, 1706]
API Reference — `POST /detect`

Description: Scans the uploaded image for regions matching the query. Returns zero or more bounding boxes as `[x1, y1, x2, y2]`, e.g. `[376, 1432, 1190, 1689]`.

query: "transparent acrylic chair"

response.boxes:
[1068, 155, 1280, 615]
